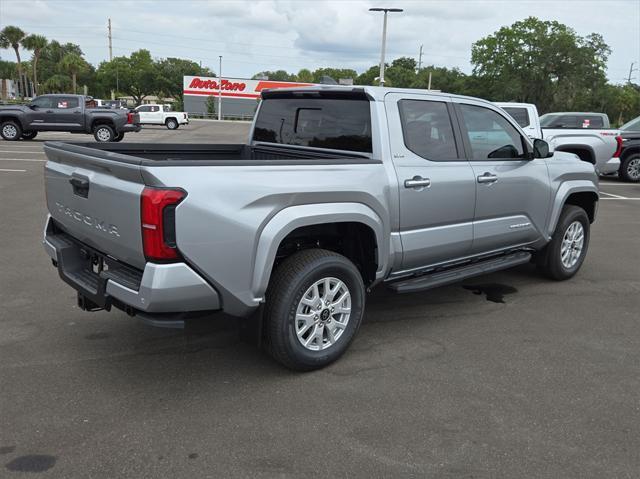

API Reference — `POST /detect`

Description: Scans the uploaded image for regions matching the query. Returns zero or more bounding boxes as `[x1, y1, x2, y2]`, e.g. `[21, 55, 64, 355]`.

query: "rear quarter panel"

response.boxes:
[142, 162, 394, 316]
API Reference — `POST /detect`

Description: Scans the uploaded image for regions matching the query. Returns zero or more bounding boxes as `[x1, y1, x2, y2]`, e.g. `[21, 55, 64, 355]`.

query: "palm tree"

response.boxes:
[22, 34, 48, 96]
[0, 26, 27, 99]
[61, 53, 85, 94]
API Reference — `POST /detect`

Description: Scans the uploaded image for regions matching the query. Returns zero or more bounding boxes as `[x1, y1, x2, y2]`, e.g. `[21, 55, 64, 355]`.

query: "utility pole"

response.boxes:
[108, 18, 113, 61]
[627, 62, 637, 83]
[218, 56, 222, 121]
[417, 44, 423, 71]
[369, 7, 403, 86]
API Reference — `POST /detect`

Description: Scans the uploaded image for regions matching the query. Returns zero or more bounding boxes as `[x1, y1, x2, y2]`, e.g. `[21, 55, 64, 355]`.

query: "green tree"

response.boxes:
[22, 34, 48, 95]
[355, 65, 381, 86]
[471, 17, 610, 112]
[41, 74, 71, 93]
[61, 53, 87, 93]
[96, 50, 158, 105]
[252, 70, 296, 81]
[311, 67, 357, 84]
[206, 95, 217, 116]
[385, 57, 418, 87]
[156, 57, 213, 100]
[0, 25, 27, 98]
[296, 68, 313, 83]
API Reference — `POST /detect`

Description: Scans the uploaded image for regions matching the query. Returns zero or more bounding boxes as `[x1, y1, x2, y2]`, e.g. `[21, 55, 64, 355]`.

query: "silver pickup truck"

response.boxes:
[43, 86, 599, 370]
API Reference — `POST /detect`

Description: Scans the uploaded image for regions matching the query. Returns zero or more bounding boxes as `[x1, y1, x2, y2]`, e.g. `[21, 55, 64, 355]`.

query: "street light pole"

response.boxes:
[218, 55, 222, 121]
[369, 7, 403, 86]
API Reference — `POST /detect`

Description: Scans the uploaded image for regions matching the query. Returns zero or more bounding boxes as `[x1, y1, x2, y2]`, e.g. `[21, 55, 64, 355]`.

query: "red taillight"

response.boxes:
[141, 187, 186, 261]
[613, 135, 623, 158]
[127, 112, 134, 124]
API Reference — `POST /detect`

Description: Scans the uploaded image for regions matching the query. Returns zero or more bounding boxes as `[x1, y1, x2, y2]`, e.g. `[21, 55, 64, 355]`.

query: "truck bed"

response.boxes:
[44, 142, 373, 167]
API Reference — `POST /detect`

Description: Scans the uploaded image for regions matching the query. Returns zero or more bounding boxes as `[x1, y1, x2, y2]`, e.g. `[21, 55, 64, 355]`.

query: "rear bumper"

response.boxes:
[43, 216, 220, 314]
[600, 157, 621, 174]
[120, 124, 142, 133]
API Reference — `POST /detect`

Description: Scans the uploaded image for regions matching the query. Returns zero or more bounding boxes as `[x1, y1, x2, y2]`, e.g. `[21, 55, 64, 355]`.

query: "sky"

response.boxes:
[1, 0, 639, 84]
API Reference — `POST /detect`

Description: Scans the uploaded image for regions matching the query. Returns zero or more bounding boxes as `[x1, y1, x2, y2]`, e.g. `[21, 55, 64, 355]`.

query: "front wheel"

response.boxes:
[619, 154, 640, 182]
[536, 205, 590, 280]
[1, 121, 22, 141]
[94, 124, 115, 142]
[21, 131, 38, 140]
[264, 249, 365, 371]
[166, 118, 179, 130]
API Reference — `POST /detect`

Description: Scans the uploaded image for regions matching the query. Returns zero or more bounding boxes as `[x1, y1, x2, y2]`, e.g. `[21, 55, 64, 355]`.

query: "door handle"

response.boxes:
[73, 110, 81, 114]
[404, 176, 431, 189]
[46, 110, 54, 113]
[477, 172, 498, 184]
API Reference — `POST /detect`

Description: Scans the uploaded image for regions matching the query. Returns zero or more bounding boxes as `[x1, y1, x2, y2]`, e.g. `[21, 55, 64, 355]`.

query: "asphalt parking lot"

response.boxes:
[1, 121, 639, 478]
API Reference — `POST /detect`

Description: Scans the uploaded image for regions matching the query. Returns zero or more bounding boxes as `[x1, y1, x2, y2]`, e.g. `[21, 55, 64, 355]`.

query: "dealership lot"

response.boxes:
[1, 122, 640, 477]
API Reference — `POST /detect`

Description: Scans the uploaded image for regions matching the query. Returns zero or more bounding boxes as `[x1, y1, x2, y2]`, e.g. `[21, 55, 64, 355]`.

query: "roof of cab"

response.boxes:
[260, 84, 495, 106]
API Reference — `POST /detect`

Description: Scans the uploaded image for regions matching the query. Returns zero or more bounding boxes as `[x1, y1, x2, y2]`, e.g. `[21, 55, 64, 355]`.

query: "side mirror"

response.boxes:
[533, 139, 553, 158]
[28, 104, 37, 109]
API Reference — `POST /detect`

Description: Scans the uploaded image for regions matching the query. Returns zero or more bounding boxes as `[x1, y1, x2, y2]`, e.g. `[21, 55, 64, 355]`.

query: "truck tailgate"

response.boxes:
[44, 142, 147, 269]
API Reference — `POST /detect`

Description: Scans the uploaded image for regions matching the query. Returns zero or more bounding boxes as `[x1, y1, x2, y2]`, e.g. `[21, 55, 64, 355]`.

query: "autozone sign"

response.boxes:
[183, 75, 314, 99]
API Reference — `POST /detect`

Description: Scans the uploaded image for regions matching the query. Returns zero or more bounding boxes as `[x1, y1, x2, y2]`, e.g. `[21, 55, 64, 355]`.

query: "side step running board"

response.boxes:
[387, 251, 532, 294]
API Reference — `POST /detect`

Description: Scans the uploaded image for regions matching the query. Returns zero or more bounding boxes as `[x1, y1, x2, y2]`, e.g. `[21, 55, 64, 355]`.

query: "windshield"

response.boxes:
[621, 116, 640, 132]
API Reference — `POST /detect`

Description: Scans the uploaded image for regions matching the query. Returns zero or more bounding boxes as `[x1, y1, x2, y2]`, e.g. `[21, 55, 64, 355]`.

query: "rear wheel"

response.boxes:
[93, 124, 115, 142]
[1, 121, 22, 141]
[537, 205, 590, 280]
[619, 154, 640, 182]
[166, 118, 179, 130]
[21, 131, 38, 140]
[264, 249, 365, 371]
[112, 132, 125, 142]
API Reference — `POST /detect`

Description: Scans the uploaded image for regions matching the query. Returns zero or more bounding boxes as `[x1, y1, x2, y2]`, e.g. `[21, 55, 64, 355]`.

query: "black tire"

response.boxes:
[21, 131, 38, 140]
[112, 132, 125, 142]
[93, 124, 115, 142]
[264, 249, 365, 371]
[0, 120, 22, 141]
[536, 205, 590, 280]
[166, 118, 179, 130]
[619, 153, 640, 183]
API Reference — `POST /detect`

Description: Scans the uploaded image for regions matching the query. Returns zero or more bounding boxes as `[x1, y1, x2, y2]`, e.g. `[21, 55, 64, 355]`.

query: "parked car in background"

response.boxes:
[135, 104, 189, 130]
[496, 102, 621, 174]
[620, 115, 640, 133]
[616, 115, 640, 182]
[0, 94, 141, 142]
[540, 112, 611, 129]
[42, 86, 599, 370]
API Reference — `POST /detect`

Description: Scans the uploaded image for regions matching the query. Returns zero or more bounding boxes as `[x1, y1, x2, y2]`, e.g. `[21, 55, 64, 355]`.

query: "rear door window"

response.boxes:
[398, 99, 458, 160]
[253, 98, 372, 153]
[54, 97, 79, 109]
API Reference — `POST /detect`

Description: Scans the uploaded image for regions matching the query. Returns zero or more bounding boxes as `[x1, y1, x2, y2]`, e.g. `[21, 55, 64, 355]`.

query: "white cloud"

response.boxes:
[0, 0, 638, 82]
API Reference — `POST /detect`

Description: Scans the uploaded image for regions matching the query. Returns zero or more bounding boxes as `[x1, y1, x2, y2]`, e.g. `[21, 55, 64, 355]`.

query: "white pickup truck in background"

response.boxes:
[135, 104, 189, 130]
[496, 102, 622, 175]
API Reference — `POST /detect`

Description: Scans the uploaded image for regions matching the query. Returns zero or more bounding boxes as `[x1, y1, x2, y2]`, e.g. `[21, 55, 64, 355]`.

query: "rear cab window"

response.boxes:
[253, 94, 372, 153]
[502, 107, 530, 128]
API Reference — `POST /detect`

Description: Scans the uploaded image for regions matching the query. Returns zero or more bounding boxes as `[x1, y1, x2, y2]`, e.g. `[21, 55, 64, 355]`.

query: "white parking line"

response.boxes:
[0, 168, 27, 172]
[601, 198, 640, 200]
[0, 158, 46, 162]
[600, 191, 628, 199]
[599, 183, 640, 186]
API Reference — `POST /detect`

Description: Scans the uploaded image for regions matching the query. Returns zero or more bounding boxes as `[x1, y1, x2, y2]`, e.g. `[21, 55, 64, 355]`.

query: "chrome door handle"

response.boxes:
[477, 172, 498, 184]
[404, 176, 431, 188]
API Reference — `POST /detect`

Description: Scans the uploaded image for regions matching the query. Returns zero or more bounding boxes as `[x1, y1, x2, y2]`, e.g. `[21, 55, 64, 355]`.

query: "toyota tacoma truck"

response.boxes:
[0, 94, 141, 142]
[496, 102, 622, 175]
[42, 86, 599, 370]
[135, 104, 189, 130]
